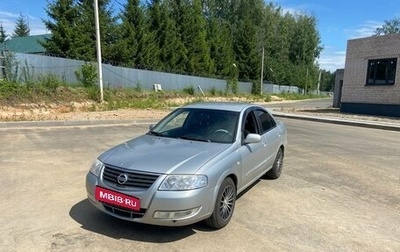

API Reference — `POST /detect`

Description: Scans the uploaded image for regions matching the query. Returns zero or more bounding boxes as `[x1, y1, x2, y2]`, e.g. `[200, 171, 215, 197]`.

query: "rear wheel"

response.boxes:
[265, 148, 284, 179]
[205, 177, 236, 229]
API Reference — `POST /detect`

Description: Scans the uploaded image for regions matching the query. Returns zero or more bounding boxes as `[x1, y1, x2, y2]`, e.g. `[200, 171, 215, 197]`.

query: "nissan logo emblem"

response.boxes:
[117, 174, 129, 185]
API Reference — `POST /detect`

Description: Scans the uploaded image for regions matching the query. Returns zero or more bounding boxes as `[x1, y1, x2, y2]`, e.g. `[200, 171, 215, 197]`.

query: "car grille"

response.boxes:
[102, 165, 160, 189]
[103, 203, 146, 219]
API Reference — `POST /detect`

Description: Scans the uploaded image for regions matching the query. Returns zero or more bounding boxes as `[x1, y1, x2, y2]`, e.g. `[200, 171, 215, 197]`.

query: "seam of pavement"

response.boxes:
[1, 111, 399, 132]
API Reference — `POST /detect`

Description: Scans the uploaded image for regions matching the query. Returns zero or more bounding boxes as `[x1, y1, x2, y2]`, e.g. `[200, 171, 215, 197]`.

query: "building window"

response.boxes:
[366, 58, 397, 85]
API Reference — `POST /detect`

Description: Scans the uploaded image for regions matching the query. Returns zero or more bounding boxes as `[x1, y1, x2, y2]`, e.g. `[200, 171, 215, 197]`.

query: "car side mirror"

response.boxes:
[149, 124, 154, 130]
[244, 133, 261, 144]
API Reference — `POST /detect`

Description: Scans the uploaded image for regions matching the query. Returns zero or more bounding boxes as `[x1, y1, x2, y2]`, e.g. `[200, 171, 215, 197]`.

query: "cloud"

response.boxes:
[0, 11, 47, 37]
[344, 20, 383, 39]
[318, 50, 346, 72]
[0, 11, 20, 19]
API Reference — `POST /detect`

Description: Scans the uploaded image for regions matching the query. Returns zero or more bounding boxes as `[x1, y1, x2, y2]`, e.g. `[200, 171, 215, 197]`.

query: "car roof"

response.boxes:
[183, 102, 261, 112]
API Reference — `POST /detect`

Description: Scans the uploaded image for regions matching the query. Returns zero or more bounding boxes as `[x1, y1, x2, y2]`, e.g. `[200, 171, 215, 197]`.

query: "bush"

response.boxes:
[209, 87, 217, 96]
[37, 74, 64, 91]
[226, 78, 238, 94]
[251, 80, 261, 95]
[75, 63, 97, 88]
[182, 86, 195, 95]
[86, 86, 101, 102]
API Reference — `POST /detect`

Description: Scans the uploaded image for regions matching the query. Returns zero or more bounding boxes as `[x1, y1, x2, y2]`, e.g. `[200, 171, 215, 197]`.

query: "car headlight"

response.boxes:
[159, 175, 208, 191]
[89, 159, 104, 177]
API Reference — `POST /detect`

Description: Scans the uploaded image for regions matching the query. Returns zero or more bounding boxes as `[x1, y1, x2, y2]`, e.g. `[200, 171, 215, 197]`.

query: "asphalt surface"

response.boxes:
[0, 98, 399, 251]
[1, 118, 399, 252]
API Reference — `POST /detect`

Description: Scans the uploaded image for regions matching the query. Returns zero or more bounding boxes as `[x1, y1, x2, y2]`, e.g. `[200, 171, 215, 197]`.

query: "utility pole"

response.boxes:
[317, 70, 322, 95]
[260, 47, 264, 95]
[94, 0, 104, 103]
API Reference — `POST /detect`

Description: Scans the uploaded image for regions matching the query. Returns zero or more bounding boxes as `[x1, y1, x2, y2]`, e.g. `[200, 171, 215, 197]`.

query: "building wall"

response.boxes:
[333, 69, 344, 108]
[341, 34, 400, 117]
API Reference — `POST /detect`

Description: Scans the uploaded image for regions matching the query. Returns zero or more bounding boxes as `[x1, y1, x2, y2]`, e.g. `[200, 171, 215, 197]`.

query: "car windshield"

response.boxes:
[148, 108, 239, 143]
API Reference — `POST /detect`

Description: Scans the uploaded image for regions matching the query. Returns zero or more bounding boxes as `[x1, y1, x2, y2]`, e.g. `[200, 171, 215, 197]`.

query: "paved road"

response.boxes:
[0, 119, 399, 251]
[267, 97, 333, 110]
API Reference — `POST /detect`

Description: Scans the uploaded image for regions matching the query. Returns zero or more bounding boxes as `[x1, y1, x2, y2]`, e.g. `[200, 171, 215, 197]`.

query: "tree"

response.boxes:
[42, 0, 80, 58]
[179, 0, 213, 75]
[13, 13, 30, 37]
[76, 0, 117, 61]
[232, 0, 264, 81]
[0, 23, 7, 43]
[43, 0, 116, 61]
[375, 18, 400, 35]
[111, 0, 159, 69]
[40, 0, 324, 90]
[154, 0, 187, 73]
[320, 70, 335, 92]
[207, 17, 235, 77]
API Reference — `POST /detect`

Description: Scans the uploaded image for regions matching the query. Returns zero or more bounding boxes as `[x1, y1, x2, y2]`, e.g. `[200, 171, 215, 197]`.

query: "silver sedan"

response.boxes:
[86, 102, 287, 229]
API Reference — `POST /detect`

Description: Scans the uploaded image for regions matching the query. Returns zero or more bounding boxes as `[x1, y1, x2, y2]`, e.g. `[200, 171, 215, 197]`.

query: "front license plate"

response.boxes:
[95, 186, 140, 211]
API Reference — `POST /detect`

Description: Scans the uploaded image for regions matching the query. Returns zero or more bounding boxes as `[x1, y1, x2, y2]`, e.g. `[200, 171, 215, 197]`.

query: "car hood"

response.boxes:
[99, 135, 230, 174]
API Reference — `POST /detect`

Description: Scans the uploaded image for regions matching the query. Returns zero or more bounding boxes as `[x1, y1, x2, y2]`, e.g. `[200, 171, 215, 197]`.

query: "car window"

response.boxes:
[184, 109, 238, 143]
[152, 108, 238, 143]
[255, 109, 276, 133]
[243, 112, 258, 138]
[162, 111, 189, 131]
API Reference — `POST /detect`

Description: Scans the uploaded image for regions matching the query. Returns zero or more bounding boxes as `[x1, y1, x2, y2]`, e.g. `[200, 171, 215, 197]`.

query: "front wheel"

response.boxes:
[265, 148, 284, 179]
[205, 177, 236, 229]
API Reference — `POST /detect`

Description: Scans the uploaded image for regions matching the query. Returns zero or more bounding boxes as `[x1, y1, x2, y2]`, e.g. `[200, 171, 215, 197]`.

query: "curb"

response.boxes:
[273, 112, 400, 132]
[0, 119, 159, 129]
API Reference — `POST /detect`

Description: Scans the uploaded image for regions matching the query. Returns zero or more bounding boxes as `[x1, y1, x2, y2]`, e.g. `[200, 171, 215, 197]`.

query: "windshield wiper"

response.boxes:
[149, 130, 164, 137]
[178, 136, 210, 142]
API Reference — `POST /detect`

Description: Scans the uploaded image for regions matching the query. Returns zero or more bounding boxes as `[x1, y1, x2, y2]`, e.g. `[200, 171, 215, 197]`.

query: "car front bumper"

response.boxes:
[86, 172, 215, 226]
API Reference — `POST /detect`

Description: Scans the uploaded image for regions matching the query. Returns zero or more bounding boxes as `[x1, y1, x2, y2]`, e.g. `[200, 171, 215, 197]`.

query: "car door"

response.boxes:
[254, 109, 281, 170]
[238, 109, 267, 189]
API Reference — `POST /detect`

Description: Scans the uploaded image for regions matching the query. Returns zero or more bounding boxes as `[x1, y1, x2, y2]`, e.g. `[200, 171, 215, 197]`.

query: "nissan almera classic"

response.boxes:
[86, 102, 287, 229]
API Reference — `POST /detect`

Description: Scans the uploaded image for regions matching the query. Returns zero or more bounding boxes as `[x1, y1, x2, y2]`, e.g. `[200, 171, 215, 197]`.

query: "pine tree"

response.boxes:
[176, 0, 213, 75]
[163, 0, 188, 73]
[13, 13, 30, 37]
[112, 0, 159, 69]
[207, 17, 235, 77]
[233, 0, 263, 81]
[0, 23, 7, 43]
[147, 0, 166, 71]
[43, 0, 116, 61]
[76, 0, 117, 61]
[42, 0, 80, 58]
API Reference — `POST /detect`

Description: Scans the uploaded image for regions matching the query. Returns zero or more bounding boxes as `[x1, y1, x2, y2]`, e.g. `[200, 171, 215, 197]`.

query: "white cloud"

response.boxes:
[318, 50, 346, 72]
[0, 11, 20, 19]
[0, 11, 47, 37]
[344, 20, 382, 39]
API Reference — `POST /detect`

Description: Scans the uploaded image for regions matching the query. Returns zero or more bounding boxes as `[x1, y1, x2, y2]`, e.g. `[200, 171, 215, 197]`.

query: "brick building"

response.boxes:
[339, 34, 400, 117]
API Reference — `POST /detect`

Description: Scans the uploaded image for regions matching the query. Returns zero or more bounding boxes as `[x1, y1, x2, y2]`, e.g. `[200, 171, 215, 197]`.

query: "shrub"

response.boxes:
[251, 80, 261, 95]
[75, 63, 97, 88]
[226, 78, 238, 94]
[182, 85, 195, 95]
[37, 74, 63, 91]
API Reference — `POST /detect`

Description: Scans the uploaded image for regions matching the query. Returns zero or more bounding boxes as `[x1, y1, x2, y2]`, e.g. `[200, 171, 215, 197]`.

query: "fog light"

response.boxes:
[153, 207, 201, 220]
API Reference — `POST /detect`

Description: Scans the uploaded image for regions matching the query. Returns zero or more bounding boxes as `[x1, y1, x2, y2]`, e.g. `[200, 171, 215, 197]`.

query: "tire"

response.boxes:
[205, 177, 236, 229]
[265, 148, 284, 179]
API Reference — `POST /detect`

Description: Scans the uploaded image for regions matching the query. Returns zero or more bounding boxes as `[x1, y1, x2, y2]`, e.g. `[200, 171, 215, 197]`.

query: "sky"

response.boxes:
[1, 0, 399, 72]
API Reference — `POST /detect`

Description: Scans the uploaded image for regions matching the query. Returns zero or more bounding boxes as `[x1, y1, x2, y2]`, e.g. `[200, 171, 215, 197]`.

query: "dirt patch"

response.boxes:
[0, 103, 170, 122]
[0, 96, 270, 122]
